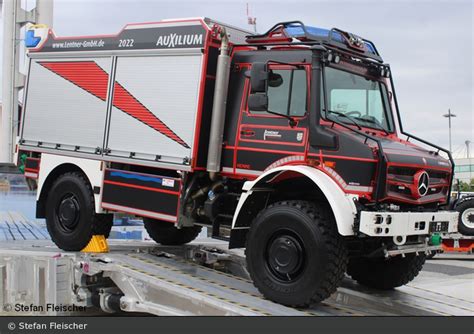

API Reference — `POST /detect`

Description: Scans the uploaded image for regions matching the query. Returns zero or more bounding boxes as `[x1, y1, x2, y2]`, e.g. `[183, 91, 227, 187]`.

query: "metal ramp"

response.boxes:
[83, 248, 367, 316]
[0, 212, 472, 316]
[0, 211, 49, 241]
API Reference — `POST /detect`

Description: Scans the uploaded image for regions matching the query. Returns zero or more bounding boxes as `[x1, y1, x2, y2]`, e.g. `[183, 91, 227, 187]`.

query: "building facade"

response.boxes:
[454, 157, 474, 183]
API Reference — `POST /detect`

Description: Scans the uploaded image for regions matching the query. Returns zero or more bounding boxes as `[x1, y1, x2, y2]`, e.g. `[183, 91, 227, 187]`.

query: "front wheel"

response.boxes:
[245, 201, 348, 307]
[143, 218, 202, 245]
[347, 253, 426, 290]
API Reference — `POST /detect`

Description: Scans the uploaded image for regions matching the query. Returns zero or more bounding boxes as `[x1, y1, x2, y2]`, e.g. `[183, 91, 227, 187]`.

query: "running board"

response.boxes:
[385, 244, 442, 257]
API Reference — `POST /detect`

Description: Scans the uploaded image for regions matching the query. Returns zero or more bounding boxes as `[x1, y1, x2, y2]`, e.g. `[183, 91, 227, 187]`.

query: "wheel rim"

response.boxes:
[265, 230, 306, 282]
[461, 208, 474, 229]
[56, 193, 81, 232]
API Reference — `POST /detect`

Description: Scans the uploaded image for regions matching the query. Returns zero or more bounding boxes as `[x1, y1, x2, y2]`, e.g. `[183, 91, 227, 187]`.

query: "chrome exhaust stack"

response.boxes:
[207, 27, 231, 180]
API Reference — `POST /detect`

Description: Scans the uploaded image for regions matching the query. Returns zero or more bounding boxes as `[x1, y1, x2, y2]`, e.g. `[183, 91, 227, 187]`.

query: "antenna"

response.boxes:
[442, 108, 457, 153]
[246, 3, 257, 33]
[466, 140, 471, 159]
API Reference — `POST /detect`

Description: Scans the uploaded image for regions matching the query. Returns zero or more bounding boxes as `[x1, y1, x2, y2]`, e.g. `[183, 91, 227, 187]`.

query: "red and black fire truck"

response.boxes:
[18, 18, 459, 306]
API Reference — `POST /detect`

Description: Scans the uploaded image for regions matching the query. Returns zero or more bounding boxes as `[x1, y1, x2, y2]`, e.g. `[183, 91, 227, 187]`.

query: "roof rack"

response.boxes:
[246, 21, 383, 63]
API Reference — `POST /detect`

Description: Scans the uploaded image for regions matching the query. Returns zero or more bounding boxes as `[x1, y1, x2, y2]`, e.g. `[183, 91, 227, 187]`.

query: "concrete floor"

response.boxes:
[408, 253, 473, 304]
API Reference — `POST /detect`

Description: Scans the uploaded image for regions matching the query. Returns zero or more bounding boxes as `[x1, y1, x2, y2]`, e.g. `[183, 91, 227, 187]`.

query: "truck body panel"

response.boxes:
[23, 57, 112, 153]
[20, 18, 251, 170]
[22, 49, 206, 167]
[101, 168, 181, 222]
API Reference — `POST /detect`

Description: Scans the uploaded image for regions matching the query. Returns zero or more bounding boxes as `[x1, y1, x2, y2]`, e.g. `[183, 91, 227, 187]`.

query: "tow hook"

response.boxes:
[393, 235, 406, 246]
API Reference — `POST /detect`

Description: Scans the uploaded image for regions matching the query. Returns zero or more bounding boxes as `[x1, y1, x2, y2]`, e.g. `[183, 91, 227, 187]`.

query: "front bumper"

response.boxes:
[359, 211, 458, 237]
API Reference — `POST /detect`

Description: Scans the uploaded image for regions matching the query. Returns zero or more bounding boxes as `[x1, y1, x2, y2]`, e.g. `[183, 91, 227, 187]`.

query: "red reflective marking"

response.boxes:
[40, 62, 109, 100]
[104, 180, 180, 196]
[39, 61, 189, 148]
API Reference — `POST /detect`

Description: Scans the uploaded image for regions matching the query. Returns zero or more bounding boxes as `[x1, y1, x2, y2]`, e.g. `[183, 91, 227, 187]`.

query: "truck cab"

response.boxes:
[214, 22, 458, 305]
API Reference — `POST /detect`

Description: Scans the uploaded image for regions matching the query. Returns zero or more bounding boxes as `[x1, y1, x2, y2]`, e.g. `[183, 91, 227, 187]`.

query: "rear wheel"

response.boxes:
[347, 253, 426, 290]
[455, 199, 474, 236]
[143, 218, 202, 245]
[46, 172, 111, 251]
[245, 200, 348, 307]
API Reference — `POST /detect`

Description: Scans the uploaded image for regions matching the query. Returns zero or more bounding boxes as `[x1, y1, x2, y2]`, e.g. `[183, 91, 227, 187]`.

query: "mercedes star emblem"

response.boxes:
[417, 171, 430, 197]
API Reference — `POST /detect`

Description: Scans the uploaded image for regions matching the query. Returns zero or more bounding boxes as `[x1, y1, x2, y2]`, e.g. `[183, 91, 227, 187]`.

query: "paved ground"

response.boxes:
[408, 253, 473, 304]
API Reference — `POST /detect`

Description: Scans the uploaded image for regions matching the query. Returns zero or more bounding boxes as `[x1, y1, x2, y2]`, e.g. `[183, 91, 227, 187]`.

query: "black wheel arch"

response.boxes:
[230, 172, 334, 249]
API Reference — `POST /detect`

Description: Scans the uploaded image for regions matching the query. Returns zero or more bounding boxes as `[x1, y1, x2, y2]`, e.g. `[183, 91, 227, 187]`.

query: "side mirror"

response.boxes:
[247, 62, 270, 111]
[249, 62, 268, 93]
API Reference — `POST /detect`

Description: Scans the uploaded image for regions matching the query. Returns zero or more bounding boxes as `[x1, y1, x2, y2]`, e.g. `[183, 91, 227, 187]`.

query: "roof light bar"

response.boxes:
[246, 21, 383, 63]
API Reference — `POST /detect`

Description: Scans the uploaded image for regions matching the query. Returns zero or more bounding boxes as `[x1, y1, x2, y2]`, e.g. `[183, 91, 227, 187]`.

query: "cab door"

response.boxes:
[234, 65, 310, 177]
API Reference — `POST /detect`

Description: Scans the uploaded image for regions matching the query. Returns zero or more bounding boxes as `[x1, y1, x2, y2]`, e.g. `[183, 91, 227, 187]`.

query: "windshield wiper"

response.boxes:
[355, 116, 389, 135]
[267, 109, 297, 127]
[324, 109, 362, 130]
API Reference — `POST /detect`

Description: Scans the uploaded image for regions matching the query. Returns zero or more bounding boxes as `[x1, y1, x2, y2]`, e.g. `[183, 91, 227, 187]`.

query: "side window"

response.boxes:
[289, 70, 307, 117]
[249, 69, 307, 117]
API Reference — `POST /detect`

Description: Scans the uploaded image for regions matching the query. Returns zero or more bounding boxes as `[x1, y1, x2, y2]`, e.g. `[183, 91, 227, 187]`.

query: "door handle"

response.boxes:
[240, 130, 255, 137]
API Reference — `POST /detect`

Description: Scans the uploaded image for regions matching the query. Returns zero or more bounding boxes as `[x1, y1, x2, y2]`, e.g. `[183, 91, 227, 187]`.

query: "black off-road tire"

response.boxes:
[455, 199, 474, 236]
[245, 200, 348, 307]
[46, 172, 112, 251]
[143, 218, 202, 245]
[347, 253, 426, 290]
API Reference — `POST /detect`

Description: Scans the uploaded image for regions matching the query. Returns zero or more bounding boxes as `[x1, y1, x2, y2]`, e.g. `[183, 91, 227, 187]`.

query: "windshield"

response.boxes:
[323, 66, 394, 132]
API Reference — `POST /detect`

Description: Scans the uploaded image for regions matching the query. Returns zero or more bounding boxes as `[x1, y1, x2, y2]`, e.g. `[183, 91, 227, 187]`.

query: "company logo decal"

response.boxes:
[156, 33, 203, 48]
[39, 61, 189, 148]
[296, 132, 303, 141]
[263, 130, 281, 141]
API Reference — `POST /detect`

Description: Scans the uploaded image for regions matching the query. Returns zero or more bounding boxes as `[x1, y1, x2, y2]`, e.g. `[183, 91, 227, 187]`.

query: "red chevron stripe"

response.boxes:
[39, 61, 189, 148]
[112, 82, 189, 148]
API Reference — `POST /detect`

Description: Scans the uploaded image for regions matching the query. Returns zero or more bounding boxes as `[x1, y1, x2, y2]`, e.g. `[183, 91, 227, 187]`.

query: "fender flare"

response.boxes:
[453, 195, 474, 209]
[231, 165, 358, 236]
[37, 154, 105, 214]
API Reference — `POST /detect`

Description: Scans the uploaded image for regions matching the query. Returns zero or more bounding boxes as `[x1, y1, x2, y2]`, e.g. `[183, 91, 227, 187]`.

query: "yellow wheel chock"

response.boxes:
[81, 235, 109, 253]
